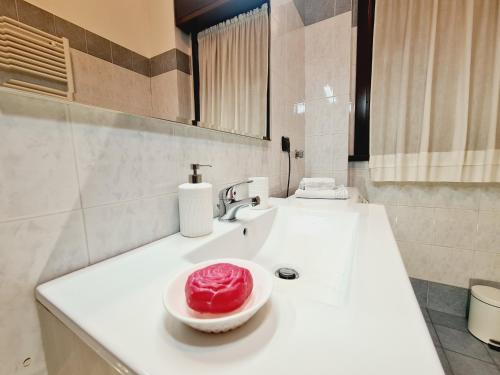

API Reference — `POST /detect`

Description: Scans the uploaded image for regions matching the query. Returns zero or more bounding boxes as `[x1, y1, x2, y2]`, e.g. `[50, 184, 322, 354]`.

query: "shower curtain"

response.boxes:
[197, 4, 269, 139]
[370, 0, 500, 182]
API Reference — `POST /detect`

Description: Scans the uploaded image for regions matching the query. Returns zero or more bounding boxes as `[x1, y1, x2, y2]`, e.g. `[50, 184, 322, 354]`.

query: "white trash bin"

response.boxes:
[468, 285, 500, 349]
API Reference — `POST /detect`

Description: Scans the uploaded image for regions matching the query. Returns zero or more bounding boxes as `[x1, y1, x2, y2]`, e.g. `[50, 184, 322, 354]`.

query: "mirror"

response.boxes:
[0, 0, 270, 139]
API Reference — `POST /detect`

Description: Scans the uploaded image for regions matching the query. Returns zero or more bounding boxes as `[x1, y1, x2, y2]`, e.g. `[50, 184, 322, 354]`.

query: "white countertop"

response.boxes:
[36, 197, 444, 375]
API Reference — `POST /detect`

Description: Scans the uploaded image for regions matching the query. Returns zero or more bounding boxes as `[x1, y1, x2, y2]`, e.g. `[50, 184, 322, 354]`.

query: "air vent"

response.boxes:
[0, 16, 74, 100]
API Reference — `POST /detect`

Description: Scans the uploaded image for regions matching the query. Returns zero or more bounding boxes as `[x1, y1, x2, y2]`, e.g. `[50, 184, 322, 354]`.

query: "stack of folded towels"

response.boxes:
[295, 178, 350, 200]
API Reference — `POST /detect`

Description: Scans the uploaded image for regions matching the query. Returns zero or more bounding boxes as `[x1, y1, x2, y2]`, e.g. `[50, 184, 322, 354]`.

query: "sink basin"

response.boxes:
[186, 206, 359, 307]
[36, 197, 444, 375]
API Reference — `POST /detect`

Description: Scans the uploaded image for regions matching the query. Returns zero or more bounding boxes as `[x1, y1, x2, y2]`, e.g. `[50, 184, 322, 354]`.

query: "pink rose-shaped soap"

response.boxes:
[185, 263, 253, 314]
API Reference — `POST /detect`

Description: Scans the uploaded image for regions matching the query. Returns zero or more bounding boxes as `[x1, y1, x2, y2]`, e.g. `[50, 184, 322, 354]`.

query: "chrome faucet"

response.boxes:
[218, 181, 260, 221]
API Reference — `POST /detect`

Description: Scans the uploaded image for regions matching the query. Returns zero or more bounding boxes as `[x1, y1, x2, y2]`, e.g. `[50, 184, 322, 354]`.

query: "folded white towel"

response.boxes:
[295, 186, 350, 200]
[299, 178, 336, 191]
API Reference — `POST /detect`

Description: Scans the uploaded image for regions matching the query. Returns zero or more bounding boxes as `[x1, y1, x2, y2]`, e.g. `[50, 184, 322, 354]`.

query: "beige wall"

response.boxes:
[25, 0, 182, 57]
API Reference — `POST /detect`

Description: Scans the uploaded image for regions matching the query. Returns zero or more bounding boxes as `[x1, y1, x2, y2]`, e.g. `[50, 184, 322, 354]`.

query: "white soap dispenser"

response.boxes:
[178, 164, 213, 237]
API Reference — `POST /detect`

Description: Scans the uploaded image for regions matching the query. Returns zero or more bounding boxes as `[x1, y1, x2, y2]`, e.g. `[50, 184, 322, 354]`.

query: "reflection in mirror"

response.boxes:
[0, 0, 270, 139]
[195, 5, 269, 138]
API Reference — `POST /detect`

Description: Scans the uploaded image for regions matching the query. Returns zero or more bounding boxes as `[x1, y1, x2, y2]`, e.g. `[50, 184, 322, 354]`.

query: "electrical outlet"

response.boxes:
[281, 136, 290, 152]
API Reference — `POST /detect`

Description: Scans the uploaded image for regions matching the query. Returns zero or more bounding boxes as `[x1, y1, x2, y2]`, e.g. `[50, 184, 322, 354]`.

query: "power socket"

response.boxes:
[281, 136, 290, 153]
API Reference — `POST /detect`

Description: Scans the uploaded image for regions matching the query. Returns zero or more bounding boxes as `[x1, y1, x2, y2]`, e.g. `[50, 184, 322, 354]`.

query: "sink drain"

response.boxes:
[275, 267, 299, 280]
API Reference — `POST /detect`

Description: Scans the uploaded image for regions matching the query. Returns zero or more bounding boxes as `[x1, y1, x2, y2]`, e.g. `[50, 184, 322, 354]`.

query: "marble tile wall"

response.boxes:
[349, 161, 500, 288]
[305, 11, 352, 185]
[270, 0, 306, 193]
[0, 1, 305, 372]
[0, 36, 304, 373]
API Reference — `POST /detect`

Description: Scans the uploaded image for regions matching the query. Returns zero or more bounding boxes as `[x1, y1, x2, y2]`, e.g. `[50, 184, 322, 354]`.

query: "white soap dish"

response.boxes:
[163, 258, 273, 333]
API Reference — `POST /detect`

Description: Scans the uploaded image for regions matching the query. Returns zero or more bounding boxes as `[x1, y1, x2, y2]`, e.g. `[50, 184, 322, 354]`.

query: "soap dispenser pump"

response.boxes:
[178, 164, 213, 237]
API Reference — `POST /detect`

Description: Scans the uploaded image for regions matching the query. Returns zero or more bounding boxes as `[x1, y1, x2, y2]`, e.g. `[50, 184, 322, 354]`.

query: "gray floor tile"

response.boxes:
[428, 281, 469, 317]
[429, 309, 468, 332]
[421, 306, 431, 322]
[410, 277, 429, 306]
[436, 346, 453, 375]
[428, 322, 441, 347]
[486, 346, 500, 367]
[446, 350, 500, 375]
[436, 325, 492, 363]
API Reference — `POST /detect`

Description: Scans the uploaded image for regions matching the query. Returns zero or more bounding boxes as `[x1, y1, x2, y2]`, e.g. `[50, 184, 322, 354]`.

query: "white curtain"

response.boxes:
[370, 0, 500, 182]
[198, 4, 269, 139]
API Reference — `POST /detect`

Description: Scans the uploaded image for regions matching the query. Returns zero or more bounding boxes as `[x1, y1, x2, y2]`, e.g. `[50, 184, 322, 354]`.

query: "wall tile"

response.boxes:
[399, 241, 425, 280]
[16, 0, 55, 35]
[365, 182, 401, 205]
[84, 194, 179, 264]
[306, 134, 334, 173]
[131, 52, 151, 77]
[69, 105, 179, 207]
[479, 185, 500, 211]
[71, 50, 152, 118]
[85, 31, 112, 63]
[176, 71, 193, 120]
[0, 91, 80, 222]
[475, 211, 500, 253]
[111, 43, 134, 71]
[433, 208, 477, 249]
[306, 96, 349, 136]
[54, 17, 86, 53]
[405, 244, 473, 288]
[350, 162, 500, 288]
[332, 132, 349, 171]
[0, 0, 18, 20]
[398, 183, 439, 207]
[395, 206, 434, 243]
[151, 70, 180, 120]
[432, 184, 480, 210]
[0, 211, 88, 374]
[109, 63, 153, 117]
[175, 49, 191, 75]
[473, 251, 500, 283]
[150, 49, 177, 77]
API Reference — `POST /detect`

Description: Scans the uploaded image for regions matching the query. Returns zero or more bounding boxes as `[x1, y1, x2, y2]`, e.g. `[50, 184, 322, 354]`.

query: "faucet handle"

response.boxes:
[221, 180, 253, 200]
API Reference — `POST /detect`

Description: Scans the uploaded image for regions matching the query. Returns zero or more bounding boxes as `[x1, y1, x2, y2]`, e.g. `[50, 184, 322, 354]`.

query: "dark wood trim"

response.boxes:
[352, 0, 375, 161]
[348, 154, 370, 162]
[175, 0, 267, 34]
[191, 32, 201, 124]
[264, 2, 271, 140]
[176, 0, 232, 26]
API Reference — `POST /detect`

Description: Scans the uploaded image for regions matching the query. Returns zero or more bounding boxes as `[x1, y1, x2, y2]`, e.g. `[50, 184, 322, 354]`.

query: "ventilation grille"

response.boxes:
[0, 16, 74, 100]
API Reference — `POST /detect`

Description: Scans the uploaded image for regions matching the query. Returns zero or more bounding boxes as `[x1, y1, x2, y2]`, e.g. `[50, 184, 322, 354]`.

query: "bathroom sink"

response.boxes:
[186, 206, 359, 306]
[36, 198, 444, 375]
